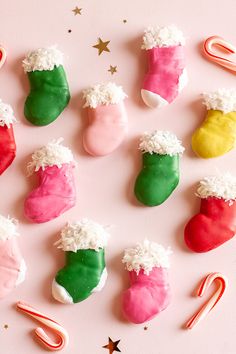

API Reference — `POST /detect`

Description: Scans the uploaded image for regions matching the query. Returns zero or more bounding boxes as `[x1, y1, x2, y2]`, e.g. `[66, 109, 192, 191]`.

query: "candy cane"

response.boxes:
[16, 301, 69, 351]
[0, 46, 6, 69]
[185, 272, 227, 329]
[203, 36, 236, 72]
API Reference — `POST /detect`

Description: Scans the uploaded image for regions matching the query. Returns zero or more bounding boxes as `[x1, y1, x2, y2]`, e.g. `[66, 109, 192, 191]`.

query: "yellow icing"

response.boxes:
[192, 110, 236, 158]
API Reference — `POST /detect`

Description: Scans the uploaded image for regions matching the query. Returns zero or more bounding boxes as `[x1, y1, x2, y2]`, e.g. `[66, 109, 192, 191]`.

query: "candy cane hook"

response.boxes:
[0, 46, 6, 69]
[16, 301, 69, 351]
[203, 36, 236, 72]
[186, 272, 227, 329]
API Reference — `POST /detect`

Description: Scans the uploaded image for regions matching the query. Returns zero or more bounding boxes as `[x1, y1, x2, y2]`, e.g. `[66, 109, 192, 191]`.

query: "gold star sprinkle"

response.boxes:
[108, 65, 117, 75]
[93, 38, 110, 56]
[72, 7, 82, 15]
[103, 337, 121, 354]
[4, 324, 9, 329]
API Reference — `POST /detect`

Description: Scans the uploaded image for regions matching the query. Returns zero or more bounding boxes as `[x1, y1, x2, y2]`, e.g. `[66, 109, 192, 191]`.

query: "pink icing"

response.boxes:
[122, 267, 171, 324]
[83, 102, 128, 156]
[142, 45, 186, 103]
[24, 163, 76, 223]
[0, 237, 23, 299]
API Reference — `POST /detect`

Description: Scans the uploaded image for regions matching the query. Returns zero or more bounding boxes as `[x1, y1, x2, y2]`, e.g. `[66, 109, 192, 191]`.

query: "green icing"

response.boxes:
[134, 153, 179, 206]
[55, 248, 105, 303]
[24, 65, 70, 126]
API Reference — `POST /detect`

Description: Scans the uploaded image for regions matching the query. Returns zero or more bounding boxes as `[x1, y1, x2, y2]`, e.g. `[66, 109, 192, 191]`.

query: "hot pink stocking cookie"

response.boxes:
[82, 83, 128, 156]
[24, 139, 76, 223]
[122, 240, 171, 324]
[0, 214, 26, 299]
[141, 25, 187, 108]
[0, 99, 17, 175]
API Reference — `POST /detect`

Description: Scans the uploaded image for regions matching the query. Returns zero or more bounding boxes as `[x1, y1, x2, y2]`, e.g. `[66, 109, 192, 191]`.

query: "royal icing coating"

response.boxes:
[83, 102, 128, 156]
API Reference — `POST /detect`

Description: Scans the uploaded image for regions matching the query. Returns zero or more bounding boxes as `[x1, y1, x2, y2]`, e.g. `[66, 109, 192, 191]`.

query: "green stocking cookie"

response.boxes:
[22, 47, 70, 126]
[52, 219, 109, 304]
[134, 131, 184, 206]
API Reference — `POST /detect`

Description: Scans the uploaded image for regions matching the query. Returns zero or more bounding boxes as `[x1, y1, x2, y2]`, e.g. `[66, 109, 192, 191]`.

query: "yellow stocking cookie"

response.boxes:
[192, 89, 236, 158]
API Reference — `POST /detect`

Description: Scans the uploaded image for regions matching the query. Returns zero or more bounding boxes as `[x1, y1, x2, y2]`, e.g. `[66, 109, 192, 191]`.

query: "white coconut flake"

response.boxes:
[202, 89, 236, 113]
[0, 215, 19, 241]
[142, 25, 185, 50]
[0, 99, 17, 128]
[196, 173, 236, 202]
[27, 138, 74, 175]
[22, 46, 64, 72]
[83, 82, 127, 108]
[122, 240, 172, 275]
[55, 219, 109, 252]
[139, 130, 184, 156]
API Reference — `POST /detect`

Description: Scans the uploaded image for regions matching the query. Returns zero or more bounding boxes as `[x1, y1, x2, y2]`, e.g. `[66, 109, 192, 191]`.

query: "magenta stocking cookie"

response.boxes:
[122, 240, 171, 324]
[24, 139, 76, 223]
[141, 25, 187, 108]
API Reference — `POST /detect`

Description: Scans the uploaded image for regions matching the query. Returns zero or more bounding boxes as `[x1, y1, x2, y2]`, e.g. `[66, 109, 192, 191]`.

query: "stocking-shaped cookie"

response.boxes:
[134, 130, 184, 206]
[22, 46, 70, 126]
[24, 139, 76, 223]
[52, 219, 109, 304]
[192, 89, 236, 158]
[0, 214, 26, 299]
[185, 174, 236, 252]
[122, 240, 171, 324]
[82, 82, 128, 156]
[141, 25, 187, 108]
[0, 99, 17, 175]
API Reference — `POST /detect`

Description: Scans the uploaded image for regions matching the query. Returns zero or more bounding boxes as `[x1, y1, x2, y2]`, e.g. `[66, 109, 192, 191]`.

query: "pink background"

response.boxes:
[1, 0, 236, 353]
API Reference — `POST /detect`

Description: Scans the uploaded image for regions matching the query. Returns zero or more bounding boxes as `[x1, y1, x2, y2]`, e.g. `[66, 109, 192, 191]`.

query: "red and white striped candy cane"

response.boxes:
[203, 36, 236, 72]
[0, 46, 6, 69]
[16, 301, 69, 351]
[186, 272, 228, 330]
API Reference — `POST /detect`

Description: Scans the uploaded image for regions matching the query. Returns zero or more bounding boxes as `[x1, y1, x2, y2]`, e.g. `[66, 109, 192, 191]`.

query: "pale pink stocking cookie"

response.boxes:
[24, 139, 76, 223]
[141, 25, 187, 108]
[122, 240, 171, 324]
[83, 83, 128, 156]
[0, 214, 26, 299]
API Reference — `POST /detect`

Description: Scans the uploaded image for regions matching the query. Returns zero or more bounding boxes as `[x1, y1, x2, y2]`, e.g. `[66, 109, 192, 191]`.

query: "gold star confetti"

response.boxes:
[108, 65, 117, 75]
[103, 337, 121, 354]
[72, 7, 82, 15]
[93, 38, 110, 55]
[3, 324, 9, 329]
